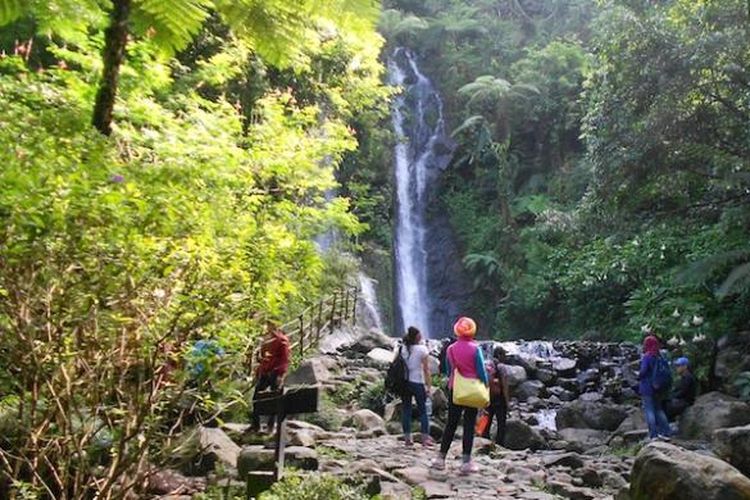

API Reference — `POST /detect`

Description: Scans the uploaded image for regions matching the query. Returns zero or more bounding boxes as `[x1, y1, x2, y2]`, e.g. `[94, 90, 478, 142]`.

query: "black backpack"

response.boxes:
[438, 339, 456, 375]
[385, 345, 408, 397]
[651, 355, 673, 396]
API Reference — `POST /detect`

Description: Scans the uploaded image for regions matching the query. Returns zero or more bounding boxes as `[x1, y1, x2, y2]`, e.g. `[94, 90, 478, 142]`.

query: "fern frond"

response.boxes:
[718, 262, 750, 298]
[451, 115, 486, 137]
[132, 0, 211, 54]
[0, 0, 24, 25]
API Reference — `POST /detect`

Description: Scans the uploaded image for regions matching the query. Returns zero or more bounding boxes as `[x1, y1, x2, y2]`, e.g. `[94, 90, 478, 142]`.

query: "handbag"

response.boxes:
[475, 411, 490, 435]
[452, 369, 490, 409]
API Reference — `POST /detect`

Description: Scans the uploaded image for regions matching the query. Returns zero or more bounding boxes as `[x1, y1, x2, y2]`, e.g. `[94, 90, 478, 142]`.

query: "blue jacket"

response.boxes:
[638, 354, 658, 396]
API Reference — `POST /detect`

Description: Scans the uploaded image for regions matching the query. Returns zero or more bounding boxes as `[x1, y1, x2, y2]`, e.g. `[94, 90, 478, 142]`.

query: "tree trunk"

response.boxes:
[92, 0, 131, 136]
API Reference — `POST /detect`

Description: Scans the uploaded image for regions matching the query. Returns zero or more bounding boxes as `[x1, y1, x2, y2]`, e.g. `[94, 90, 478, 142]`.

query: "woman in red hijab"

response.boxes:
[638, 335, 671, 439]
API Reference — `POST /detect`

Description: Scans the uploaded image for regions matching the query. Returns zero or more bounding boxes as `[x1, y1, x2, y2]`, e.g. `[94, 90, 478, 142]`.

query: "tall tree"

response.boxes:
[0, 0, 380, 135]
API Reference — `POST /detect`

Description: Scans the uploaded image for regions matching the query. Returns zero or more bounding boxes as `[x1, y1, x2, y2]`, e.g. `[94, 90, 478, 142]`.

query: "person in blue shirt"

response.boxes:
[638, 335, 671, 439]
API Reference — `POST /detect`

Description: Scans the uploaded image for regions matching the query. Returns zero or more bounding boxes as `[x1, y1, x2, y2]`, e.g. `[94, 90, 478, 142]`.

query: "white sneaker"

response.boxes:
[430, 457, 446, 471]
[459, 461, 479, 475]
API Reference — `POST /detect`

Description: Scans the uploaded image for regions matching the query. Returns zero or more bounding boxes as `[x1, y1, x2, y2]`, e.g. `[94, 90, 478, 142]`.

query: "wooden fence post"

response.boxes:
[298, 314, 304, 358]
[329, 292, 337, 334]
[316, 300, 323, 346]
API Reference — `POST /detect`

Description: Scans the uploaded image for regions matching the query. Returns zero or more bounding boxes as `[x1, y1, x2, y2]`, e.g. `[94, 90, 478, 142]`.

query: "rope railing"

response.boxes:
[248, 285, 359, 383]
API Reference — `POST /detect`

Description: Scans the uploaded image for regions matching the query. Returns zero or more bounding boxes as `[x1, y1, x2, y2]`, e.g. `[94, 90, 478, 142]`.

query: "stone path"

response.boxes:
[317, 432, 632, 499]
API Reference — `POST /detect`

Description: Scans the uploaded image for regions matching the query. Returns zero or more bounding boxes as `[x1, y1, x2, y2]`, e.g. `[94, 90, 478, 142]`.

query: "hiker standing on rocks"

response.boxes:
[432, 317, 488, 474]
[250, 320, 291, 434]
[482, 346, 510, 446]
[638, 334, 672, 440]
[400, 326, 434, 447]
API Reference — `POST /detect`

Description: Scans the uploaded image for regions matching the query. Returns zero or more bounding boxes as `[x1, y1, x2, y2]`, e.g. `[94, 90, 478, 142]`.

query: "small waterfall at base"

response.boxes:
[357, 272, 385, 333]
[389, 48, 461, 338]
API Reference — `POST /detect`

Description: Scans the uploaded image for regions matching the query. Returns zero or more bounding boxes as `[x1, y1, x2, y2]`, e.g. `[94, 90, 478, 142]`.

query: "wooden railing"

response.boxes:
[248, 286, 359, 381]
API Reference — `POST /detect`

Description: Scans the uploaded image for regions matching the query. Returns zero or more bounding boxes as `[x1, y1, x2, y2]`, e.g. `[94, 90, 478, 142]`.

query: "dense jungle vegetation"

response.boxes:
[376, 0, 750, 342]
[0, 1, 389, 497]
[0, 0, 748, 497]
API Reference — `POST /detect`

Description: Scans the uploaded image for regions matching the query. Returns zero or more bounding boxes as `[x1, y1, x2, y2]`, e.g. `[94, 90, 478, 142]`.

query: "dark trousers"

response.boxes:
[483, 398, 507, 445]
[440, 398, 478, 460]
[402, 381, 429, 435]
[251, 372, 279, 429]
[665, 398, 690, 421]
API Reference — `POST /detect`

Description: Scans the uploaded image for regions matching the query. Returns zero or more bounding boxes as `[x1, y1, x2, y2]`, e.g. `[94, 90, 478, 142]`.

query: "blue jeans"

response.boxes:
[642, 395, 671, 438]
[402, 381, 429, 435]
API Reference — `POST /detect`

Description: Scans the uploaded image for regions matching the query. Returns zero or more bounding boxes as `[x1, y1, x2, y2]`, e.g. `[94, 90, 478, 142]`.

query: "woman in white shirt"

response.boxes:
[401, 326, 434, 447]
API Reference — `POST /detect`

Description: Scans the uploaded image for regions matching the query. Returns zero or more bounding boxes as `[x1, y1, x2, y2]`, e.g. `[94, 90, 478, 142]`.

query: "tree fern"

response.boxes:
[379, 9, 428, 40]
[463, 252, 503, 289]
[0, 0, 380, 133]
[0, 0, 24, 25]
[677, 250, 750, 298]
[132, 0, 211, 54]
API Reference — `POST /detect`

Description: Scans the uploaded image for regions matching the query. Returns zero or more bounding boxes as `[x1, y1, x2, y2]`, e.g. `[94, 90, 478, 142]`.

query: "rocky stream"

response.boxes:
[149, 326, 750, 499]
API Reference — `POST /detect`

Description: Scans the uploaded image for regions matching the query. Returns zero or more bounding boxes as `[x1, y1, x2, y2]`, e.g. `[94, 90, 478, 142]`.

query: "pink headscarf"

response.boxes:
[643, 335, 660, 356]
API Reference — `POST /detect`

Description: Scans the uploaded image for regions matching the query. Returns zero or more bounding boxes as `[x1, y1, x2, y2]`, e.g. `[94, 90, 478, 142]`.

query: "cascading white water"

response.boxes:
[357, 272, 385, 333]
[389, 48, 448, 338]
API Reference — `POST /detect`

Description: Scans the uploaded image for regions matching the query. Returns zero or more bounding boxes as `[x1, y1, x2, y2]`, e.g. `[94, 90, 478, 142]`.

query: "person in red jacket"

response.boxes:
[250, 320, 290, 433]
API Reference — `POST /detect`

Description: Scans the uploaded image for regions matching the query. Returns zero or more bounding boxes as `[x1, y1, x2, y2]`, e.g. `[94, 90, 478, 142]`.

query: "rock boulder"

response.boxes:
[516, 380, 546, 402]
[366, 347, 394, 365]
[285, 357, 332, 386]
[505, 364, 529, 386]
[346, 409, 385, 431]
[557, 428, 609, 452]
[504, 419, 547, 451]
[556, 400, 628, 431]
[679, 392, 750, 440]
[713, 424, 750, 477]
[553, 358, 577, 377]
[630, 441, 750, 500]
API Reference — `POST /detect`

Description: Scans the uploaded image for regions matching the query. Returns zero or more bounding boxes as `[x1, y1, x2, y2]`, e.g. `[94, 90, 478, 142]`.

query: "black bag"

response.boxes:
[385, 345, 408, 397]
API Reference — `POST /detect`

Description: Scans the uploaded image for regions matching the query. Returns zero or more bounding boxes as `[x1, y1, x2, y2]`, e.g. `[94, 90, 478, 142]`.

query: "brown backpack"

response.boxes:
[488, 362, 504, 398]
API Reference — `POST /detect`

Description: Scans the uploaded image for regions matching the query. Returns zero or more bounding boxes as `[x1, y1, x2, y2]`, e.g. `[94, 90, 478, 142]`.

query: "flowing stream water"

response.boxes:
[388, 48, 452, 338]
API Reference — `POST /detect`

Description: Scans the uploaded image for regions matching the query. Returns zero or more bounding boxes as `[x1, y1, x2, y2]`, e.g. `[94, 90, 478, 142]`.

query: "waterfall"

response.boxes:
[357, 272, 385, 333]
[389, 48, 454, 338]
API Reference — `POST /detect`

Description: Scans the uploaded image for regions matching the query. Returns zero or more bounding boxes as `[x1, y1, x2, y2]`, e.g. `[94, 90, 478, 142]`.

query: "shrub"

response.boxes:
[358, 380, 386, 415]
[259, 473, 368, 500]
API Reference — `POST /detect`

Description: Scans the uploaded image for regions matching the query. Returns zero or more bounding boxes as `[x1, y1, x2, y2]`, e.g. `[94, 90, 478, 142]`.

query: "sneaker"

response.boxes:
[404, 436, 413, 447]
[430, 457, 446, 471]
[657, 435, 671, 442]
[459, 461, 479, 475]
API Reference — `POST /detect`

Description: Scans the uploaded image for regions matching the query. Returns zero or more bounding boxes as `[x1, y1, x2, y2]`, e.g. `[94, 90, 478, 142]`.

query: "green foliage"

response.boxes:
[610, 442, 644, 458]
[358, 380, 386, 414]
[382, 0, 750, 348]
[300, 394, 343, 431]
[315, 445, 350, 460]
[410, 486, 427, 500]
[260, 473, 368, 500]
[0, 1, 389, 495]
